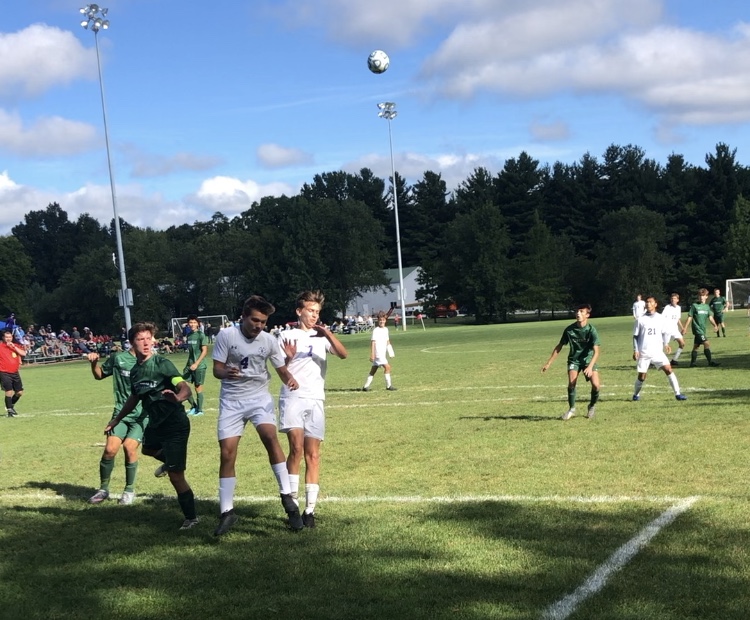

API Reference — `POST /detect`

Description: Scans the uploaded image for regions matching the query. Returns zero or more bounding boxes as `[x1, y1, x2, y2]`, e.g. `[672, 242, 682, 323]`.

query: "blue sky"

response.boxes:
[2, 0, 750, 234]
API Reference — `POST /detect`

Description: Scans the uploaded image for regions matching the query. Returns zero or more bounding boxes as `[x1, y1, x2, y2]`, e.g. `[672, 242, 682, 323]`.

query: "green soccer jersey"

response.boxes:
[560, 322, 601, 366]
[130, 354, 186, 428]
[688, 302, 711, 335]
[709, 296, 726, 315]
[186, 330, 208, 368]
[100, 350, 142, 417]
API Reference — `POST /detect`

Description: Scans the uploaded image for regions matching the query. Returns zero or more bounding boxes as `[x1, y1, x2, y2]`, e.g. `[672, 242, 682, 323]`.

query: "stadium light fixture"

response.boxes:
[377, 102, 406, 331]
[79, 5, 132, 330]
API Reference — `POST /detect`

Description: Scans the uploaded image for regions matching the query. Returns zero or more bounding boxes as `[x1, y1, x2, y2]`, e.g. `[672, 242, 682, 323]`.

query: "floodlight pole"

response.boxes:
[80, 4, 132, 330]
[378, 102, 406, 331]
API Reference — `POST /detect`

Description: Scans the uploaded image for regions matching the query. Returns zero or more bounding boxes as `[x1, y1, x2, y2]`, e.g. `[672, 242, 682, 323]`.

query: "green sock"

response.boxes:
[177, 489, 196, 520]
[124, 461, 138, 493]
[197, 392, 204, 412]
[691, 350, 698, 365]
[705, 349, 713, 363]
[99, 457, 115, 491]
[188, 396, 197, 409]
[590, 389, 600, 407]
[567, 387, 576, 409]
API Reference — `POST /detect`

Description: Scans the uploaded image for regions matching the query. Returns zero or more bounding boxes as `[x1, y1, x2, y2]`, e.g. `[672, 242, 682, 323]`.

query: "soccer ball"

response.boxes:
[368, 50, 390, 74]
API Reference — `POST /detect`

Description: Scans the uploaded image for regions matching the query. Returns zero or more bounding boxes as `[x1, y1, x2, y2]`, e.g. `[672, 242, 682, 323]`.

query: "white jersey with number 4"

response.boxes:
[212, 326, 285, 400]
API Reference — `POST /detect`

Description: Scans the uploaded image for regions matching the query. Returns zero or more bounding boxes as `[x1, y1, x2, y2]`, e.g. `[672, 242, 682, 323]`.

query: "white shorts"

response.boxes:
[372, 354, 388, 367]
[636, 351, 669, 373]
[667, 329, 683, 342]
[217, 393, 277, 441]
[279, 395, 325, 441]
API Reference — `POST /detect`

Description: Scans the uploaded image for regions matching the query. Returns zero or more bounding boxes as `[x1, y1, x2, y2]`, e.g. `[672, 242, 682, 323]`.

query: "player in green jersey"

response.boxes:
[682, 288, 720, 367]
[183, 314, 209, 416]
[87, 350, 145, 505]
[542, 303, 602, 421]
[105, 322, 199, 530]
[709, 288, 728, 337]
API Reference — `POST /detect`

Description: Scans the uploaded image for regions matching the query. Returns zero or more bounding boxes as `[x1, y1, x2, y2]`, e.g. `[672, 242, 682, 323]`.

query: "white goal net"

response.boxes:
[725, 278, 750, 310]
[170, 314, 230, 339]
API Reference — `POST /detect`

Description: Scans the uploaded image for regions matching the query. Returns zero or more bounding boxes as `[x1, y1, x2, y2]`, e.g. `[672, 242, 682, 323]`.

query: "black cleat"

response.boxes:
[386, 386, 398, 391]
[709, 362, 721, 367]
[7, 408, 17, 417]
[280, 493, 304, 531]
[214, 510, 238, 536]
[670, 360, 679, 366]
[302, 511, 316, 528]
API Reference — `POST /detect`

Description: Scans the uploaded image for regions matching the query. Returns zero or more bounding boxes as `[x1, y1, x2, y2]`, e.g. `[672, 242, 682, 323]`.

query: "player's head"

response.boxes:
[376, 311, 387, 326]
[575, 304, 591, 320]
[698, 288, 709, 300]
[635, 294, 642, 301]
[295, 290, 324, 329]
[2, 329, 12, 343]
[128, 322, 156, 356]
[645, 296, 658, 312]
[670, 293, 680, 304]
[714, 288, 720, 296]
[187, 314, 199, 331]
[242, 295, 275, 318]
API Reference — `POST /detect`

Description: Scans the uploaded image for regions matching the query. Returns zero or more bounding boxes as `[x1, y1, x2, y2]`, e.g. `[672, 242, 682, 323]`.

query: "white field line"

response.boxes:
[541, 496, 700, 620]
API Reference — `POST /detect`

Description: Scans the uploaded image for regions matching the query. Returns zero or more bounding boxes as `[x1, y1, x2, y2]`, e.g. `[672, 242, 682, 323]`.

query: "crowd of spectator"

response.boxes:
[18, 324, 118, 363]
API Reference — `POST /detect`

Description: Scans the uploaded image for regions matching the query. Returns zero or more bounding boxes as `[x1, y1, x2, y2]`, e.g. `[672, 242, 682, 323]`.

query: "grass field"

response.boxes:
[1, 314, 749, 619]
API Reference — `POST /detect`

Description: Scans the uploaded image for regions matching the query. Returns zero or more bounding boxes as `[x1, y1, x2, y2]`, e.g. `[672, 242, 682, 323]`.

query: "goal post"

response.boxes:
[725, 278, 750, 310]
[170, 314, 230, 339]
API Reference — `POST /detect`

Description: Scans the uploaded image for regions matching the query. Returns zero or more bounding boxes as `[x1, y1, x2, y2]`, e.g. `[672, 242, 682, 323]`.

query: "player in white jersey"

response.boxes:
[632, 294, 646, 319]
[279, 290, 348, 528]
[632, 296, 687, 402]
[661, 292, 686, 366]
[362, 311, 397, 392]
[212, 295, 302, 536]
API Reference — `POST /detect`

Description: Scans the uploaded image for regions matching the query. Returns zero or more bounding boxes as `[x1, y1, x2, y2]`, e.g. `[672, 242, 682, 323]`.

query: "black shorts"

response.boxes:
[693, 334, 708, 346]
[0, 371, 22, 393]
[143, 412, 190, 473]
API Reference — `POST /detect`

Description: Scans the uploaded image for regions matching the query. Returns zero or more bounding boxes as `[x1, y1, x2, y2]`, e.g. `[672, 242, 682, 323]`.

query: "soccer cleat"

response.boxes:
[675, 394, 688, 401]
[386, 386, 398, 391]
[689, 362, 697, 367]
[586, 405, 596, 419]
[118, 491, 135, 505]
[362, 387, 370, 392]
[670, 360, 679, 366]
[193, 410, 205, 416]
[302, 511, 316, 528]
[561, 408, 576, 421]
[214, 510, 239, 536]
[632, 395, 640, 401]
[7, 407, 17, 417]
[280, 493, 304, 531]
[186, 408, 197, 416]
[179, 517, 200, 531]
[88, 489, 109, 504]
[709, 362, 720, 367]
[154, 464, 168, 478]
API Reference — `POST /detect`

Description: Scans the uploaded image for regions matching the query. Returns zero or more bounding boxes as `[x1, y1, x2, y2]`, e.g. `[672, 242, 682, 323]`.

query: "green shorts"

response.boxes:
[693, 333, 708, 346]
[567, 361, 598, 380]
[143, 411, 190, 473]
[713, 313, 724, 324]
[182, 365, 207, 387]
[108, 410, 148, 443]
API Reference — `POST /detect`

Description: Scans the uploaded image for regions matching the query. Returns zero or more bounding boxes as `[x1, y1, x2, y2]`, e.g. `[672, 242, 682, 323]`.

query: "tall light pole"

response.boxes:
[80, 4, 133, 330]
[377, 102, 406, 331]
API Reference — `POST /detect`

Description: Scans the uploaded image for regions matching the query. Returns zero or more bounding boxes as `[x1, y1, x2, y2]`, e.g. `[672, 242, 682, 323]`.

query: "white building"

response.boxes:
[346, 266, 422, 317]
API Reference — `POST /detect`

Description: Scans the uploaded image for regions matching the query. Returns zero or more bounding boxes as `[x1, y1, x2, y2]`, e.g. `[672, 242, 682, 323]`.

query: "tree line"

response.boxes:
[2, 142, 750, 333]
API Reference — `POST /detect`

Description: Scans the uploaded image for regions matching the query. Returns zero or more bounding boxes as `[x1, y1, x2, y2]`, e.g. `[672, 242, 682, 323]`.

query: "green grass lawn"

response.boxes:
[1, 314, 749, 619]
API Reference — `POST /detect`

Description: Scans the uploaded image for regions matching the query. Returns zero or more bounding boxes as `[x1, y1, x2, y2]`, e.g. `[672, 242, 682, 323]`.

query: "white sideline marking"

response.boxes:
[541, 496, 700, 620]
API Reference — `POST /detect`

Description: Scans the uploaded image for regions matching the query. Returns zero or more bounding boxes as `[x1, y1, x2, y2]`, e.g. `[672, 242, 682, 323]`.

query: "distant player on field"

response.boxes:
[362, 311, 397, 392]
[632, 294, 646, 320]
[682, 288, 720, 367]
[183, 314, 209, 416]
[541, 304, 601, 421]
[709, 288, 728, 337]
[631, 296, 687, 402]
[87, 348, 145, 505]
[661, 293, 686, 366]
[105, 322, 199, 530]
[211, 295, 303, 536]
[0, 329, 26, 417]
[279, 290, 348, 528]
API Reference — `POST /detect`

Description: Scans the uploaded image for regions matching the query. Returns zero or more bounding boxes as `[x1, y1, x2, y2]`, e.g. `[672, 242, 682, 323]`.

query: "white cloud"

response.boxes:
[257, 143, 314, 168]
[121, 144, 224, 178]
[0, 24, 93, 99]
[0, 108, 98, 157]
[188, 176, 298, 216]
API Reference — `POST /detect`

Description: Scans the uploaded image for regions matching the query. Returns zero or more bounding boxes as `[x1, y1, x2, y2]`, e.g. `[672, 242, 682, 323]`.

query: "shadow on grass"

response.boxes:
[459, 414, 552, 422]
[1, 496, 747, 619]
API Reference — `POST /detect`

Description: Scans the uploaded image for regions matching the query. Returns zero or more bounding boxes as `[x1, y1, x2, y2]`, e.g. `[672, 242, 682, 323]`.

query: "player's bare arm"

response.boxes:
[541, 342, 563, 372]
[275, 366, 298, 390]
[162, 380, 192, 404]
[312, 324, 348, 359]
[213, 360, 240, 381]
[104, 392, 139, 433]
[281, 338, 297, 364]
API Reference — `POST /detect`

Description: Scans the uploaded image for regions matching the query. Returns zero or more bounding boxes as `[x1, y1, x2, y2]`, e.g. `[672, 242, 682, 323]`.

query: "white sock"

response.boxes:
[219, 476, 236, 514]
[305, 483, 320, 515]
[363, 376, 373, 388]
[633, 378, 644, 396]
[667, 373, 680, 395]
[384, 373, 392, 388]
[272, 461, 292, 495]
[289, 474, 300, 500]
[673, 347, 683, 361]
